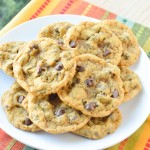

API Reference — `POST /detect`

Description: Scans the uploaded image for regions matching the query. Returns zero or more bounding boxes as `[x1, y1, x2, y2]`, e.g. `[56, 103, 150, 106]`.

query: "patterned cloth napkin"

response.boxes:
[0, 0, 150, 150]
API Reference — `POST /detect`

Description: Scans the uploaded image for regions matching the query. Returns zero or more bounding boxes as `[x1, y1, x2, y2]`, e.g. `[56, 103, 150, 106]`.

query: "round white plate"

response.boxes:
[0, 15, 150, 150]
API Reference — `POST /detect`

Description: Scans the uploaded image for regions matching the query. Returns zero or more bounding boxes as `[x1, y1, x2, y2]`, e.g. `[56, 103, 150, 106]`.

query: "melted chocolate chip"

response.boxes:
[48, 93, 60, 106]
[101, 116, 108, 122]
[112, 89, 119, 98]
[55, 28, 59, 34]
[76, 65, 85, 72]
[69, 115, 77, 121]
[57, 39, 64, 45]
[55, 63, 63, 71]
[85, 102, 97, 110]
[85, 78, 94, 87]
[55, 108, 65, 116]
[24, 118, 33, 126]
[36, 66, 46, 74]
[29, 44, 38, 50]
[103, 49, 111, 56]
[69, 41, 77, 48]
[49, 93, 59, 101]
[17, 96, 25, 103]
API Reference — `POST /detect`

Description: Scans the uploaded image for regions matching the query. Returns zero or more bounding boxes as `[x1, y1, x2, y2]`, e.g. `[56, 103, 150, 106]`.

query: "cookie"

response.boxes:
[58, 54, 124, 117]
[73, 109, 122, 139]
[120, 66, 141, 102]
[13, 38, 76, 95]
[38, 22, 74, 46]
[0, 42, 26, 77]
[64, 21, 123, 65]
[100, 20, 140, 66]
[1, 82, 40, 132]
[27, 93, 90, 134]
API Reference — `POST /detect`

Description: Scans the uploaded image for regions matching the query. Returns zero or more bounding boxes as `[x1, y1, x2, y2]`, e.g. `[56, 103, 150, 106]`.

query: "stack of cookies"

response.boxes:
[0, 20, 142, 139]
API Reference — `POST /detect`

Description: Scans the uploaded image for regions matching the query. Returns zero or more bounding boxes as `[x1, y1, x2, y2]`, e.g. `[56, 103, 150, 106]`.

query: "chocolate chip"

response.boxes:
[57, 39, 64, 45]
[55, 28, 59, 34]
[54, 63, 63, 71]
[17, 96, 25, 103]
[48, 94, 60, 106]
[36, 66, 46, 74]
[69, 41, 77, 48]
[112, 89, 119, 98]
[29, 44, 38, 50]
[101, 116, 108, 122]
[69, 115, 77, 121]
[49, 93, 58, 101]
[103, 49, 111, 56]
[76, 65, 85, 72]
[24, 118, 33, 126]
[85, 78, 94, 87]
[36, 66, 42, 74]
[55, 108, 65, 116]
[85, 102, 97, 110]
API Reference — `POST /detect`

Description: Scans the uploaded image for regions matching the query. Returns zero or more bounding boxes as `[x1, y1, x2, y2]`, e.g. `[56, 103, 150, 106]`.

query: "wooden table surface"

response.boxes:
[85, 0, 150, 27]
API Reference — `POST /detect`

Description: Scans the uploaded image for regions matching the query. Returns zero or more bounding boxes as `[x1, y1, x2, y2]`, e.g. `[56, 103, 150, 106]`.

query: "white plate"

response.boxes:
[0, 15, 150, 150]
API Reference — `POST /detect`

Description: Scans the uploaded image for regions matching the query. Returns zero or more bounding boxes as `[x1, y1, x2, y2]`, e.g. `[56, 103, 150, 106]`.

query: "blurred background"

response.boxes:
[0, 0, 30, 30]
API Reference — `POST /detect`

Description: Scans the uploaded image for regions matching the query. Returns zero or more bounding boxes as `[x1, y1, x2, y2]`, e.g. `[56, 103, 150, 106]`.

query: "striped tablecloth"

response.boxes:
[0, 0, 150, 150]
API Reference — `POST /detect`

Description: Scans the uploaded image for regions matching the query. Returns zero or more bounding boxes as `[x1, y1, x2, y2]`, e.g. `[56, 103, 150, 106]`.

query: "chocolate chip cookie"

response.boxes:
[38, 22, 73, 46]
[73, 109, 122, 139]
[64, 21, 123, 65]
[1, 82, 40, 132]
[120, 66, 141, 102]
[58, 54, 124, 117]
[0, 42, 26, 77]
[27, 93, 90, 134]
[13, 38, 76, 95]
[101, 20, 140, 66]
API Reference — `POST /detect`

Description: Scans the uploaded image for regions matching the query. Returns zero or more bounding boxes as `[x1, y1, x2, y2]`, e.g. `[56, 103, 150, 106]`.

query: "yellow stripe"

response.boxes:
[81, 4, 92, 16]
[135, 26, 145, 39]
[5, 139, 17, 150]
[38, 0, 61, 17]
[134, 117, 150, 150]
[0, 0, 45, 37]
[143, 37, 150, 53]
[101, 11, 110, 20]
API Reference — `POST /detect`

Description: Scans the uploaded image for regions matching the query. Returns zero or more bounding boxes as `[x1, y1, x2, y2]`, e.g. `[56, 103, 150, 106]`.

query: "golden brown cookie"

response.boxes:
[1, 82, 40, 132]
[64, 21, 123, 65]
[73, 109, 122, 139]
[27, 93, 90, 134]
[38, 22, 74, 46]
[0, 42, 26, 77]
[120, 66, 141, 102]
[13, 38, 76, 95]
[58, 54, 124, 117]
[101, 20, 140, 66]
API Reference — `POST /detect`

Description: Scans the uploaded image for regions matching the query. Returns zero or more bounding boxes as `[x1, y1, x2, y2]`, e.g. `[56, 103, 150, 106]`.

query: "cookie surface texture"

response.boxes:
[0, 42, 26, 77]
[73, 109, 122, 139]
[58, 54, 124, 117]
[38, 22, 74, 46]
[101, 20, 140, 66]
[64, 21, 123, 65]
[1, 82, 40, 132]
[13, 38, 76, 95]
[27, 93, 90, 134]
[120, 66, 141, 102]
